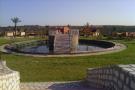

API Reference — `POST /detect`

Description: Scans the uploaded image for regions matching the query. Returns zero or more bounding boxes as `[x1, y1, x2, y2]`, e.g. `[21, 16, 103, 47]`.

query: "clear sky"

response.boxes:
[0, 0, 135, 26]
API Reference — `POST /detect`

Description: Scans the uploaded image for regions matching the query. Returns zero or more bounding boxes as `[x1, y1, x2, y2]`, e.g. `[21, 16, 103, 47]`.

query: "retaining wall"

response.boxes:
[86, 65, 135, 90]
[0, 61, 20, 90]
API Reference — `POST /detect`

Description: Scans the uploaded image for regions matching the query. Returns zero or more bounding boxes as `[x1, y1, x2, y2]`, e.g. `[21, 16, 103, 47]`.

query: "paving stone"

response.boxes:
[20, 81, 104, 90]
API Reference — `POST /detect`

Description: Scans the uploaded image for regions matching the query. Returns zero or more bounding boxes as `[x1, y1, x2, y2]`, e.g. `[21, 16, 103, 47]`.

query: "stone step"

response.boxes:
[55, 44, 70, 46]
[55, 38, 70, 40]
[54, 34, 71, 53]
[55, 50, 70, 52]
[54, 49, 70, 51]
[55, 39, 70, 41]
[55, 41, 70, 43]
[54, 47, 70, 49]
[20, 82, 105, 90]
[54, 46, 70, 48]
[55, 46, 70, 48]
[54, 48, 70, 51]
[55, 37, 70, 39]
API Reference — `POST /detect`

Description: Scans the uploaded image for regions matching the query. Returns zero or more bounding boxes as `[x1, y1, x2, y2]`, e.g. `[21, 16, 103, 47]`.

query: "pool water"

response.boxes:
[20, 44, 105, 54]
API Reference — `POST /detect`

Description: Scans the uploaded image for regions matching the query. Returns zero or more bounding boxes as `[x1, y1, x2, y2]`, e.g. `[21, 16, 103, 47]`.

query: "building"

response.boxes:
[6, 31, 14, 37]
[80, 24, 101, 37]
[20, 31, 26, 36]
[5, 30, 26, 37]
[112, 31, 135, 37]
[49, 26, 70, 36]
[125, 32, 135, 37]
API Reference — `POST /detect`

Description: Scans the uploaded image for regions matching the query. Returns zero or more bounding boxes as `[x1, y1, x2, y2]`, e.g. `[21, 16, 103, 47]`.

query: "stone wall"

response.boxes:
[0, 61, 20, 90]
[86, 65, 135, 90]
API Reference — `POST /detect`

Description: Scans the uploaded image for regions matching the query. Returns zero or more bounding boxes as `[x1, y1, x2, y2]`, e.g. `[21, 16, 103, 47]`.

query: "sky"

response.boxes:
[0, 0, 135, 26]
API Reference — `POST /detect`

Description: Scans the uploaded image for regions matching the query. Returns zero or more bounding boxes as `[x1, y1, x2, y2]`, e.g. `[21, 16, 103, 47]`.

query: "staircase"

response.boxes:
[54, 34, 70, 53]
[20, 81, 105, 90]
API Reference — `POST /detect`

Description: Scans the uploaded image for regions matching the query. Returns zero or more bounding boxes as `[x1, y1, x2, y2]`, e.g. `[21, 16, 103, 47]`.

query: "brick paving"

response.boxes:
[20, 81, 104, 90]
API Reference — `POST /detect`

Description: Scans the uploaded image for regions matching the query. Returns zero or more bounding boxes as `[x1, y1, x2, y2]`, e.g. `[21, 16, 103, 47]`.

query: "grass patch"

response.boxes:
[0, 37, 135, 82]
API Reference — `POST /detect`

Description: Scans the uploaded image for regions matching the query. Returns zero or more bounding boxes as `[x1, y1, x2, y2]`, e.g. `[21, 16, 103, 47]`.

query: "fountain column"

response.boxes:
[48, 27, 79, 54]
[70, 29, 79, 53]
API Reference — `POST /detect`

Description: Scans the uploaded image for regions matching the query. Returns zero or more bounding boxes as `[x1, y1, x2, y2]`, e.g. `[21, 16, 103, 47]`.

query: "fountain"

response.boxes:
[1, 26, 126, 57]
[48, 26, 79, 53]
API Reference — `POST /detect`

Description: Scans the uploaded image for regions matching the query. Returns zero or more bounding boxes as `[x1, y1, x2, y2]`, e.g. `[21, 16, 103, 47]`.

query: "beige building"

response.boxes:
[125, 32, 135, 37]
[6, 31, 14, 37]
[6, 31, 26, 37]
[20, 31, 26, 36]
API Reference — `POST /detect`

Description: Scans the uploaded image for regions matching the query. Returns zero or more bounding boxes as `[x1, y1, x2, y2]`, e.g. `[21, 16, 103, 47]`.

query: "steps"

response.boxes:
[20, 81, 105, 90]
[54, 34, 70, 53]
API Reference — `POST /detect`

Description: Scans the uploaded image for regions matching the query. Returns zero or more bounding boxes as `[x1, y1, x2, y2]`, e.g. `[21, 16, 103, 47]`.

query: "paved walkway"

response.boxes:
[20, 81, 104, 90]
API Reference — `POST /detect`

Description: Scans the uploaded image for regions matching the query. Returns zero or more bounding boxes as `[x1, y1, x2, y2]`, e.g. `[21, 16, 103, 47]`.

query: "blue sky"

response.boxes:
[1, 0, 135, 26]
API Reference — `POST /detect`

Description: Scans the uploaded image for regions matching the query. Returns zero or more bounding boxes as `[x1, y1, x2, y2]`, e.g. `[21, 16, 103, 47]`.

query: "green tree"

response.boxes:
[11, 17, 21, 37]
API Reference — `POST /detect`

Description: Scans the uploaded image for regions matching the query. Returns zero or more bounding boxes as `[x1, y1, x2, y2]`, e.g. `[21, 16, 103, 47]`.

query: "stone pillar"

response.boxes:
[70, 29, 79, 53]
[0, 61, 20, 90]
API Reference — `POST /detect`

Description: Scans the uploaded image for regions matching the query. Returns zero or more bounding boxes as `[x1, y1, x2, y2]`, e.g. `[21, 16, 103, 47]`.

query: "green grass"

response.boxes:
[0, 37, 42, 45]
[0, 37, 135, 82]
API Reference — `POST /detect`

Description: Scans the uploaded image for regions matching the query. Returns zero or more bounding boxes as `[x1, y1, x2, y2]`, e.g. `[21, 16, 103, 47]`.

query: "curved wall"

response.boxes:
[0, 61, 20, 90]
[86, 65, 135, 90]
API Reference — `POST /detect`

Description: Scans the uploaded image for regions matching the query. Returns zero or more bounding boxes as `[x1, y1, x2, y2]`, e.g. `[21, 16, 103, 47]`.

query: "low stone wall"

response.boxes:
[0, 61, 20, 90]
[86, 65, 135, 90]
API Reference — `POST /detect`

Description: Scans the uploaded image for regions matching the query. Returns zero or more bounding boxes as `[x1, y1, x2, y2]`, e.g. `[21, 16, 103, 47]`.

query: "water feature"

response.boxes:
[1, 26, 125, 56]
[4, 39, 116, 55]
[20, 44, 105, 54]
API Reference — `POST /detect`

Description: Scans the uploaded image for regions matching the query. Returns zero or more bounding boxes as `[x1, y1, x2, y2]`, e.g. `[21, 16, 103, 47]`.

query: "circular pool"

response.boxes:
[1, 40, 126, 57]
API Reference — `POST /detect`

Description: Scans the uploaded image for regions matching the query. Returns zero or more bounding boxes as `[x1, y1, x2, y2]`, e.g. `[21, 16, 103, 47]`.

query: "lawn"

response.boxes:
[0, 37, 135, 82]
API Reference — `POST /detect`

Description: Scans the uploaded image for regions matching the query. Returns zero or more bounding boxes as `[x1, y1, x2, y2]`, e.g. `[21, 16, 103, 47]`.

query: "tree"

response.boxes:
[86, 22, 90, 28]
[11, 17, 21, 37]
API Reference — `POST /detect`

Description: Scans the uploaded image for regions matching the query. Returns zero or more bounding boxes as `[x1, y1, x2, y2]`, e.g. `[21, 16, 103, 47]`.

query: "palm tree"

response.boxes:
[11, 17, 21, 37]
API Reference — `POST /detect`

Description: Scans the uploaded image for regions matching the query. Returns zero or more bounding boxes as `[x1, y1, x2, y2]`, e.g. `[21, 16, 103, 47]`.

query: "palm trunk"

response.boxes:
[14, 23, 17, 37]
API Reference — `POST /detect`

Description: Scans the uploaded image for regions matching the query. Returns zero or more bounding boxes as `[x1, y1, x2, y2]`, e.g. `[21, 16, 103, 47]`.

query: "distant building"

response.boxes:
[112, 31, 135, 37]
[80, 24, 101, 37]
[5, 30, 26, 37]
[125, 32, 135, 37]
[6, 31, 14, 37]
[20, 32, 26, 36]
[49, 26, 70, 35]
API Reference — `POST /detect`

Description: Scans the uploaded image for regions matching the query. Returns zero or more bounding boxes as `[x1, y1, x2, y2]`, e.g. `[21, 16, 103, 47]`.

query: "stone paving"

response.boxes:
[20, 81, 105, 90]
